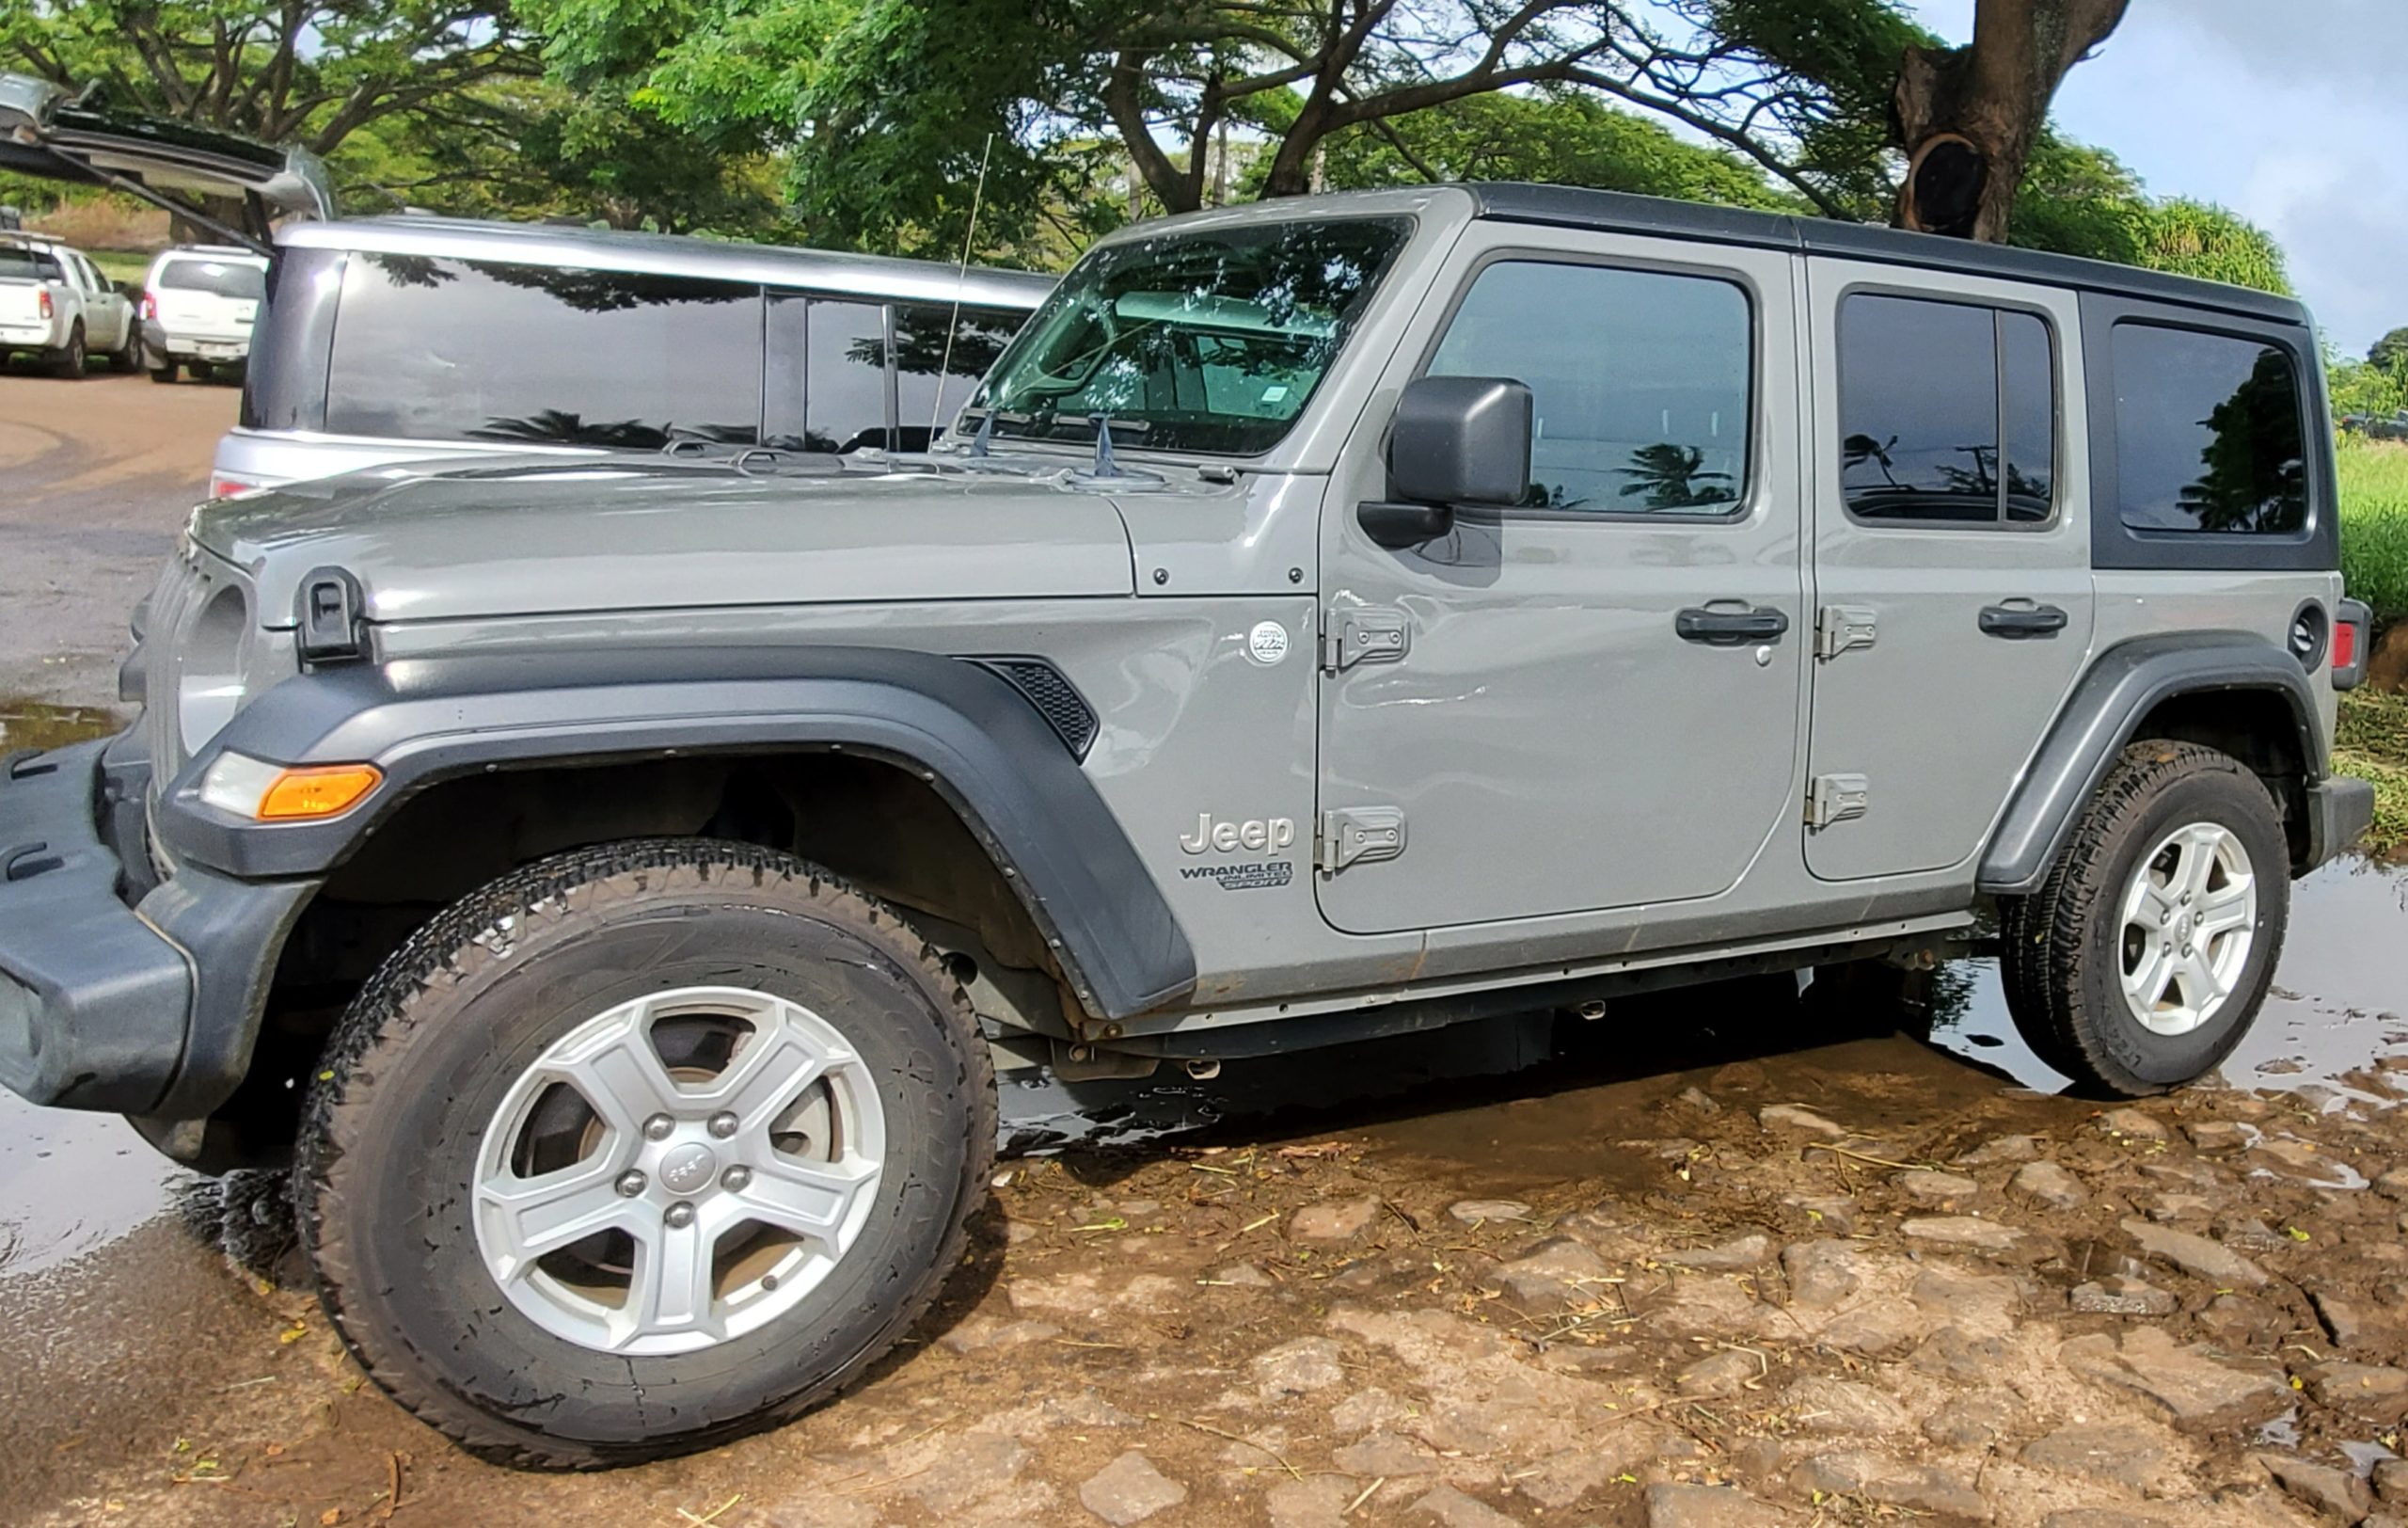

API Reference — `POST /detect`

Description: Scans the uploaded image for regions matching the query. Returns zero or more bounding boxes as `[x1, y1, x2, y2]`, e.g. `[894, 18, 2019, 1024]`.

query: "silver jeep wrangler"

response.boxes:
[0, 184, 2376, 1465]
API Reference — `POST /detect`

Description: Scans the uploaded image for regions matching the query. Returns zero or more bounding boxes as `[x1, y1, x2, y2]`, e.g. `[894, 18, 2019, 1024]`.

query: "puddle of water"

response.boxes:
[1926, 856, 2408, 1100]
[0, 697, 121, 753]
[0, 1088, 190, 1279]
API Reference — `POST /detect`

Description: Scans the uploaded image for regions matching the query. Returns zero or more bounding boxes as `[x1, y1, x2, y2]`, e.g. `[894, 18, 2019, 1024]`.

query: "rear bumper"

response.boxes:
[0, 320, 64, 349]
[2304, 775, 2377, 872]
[0, 736, 313, 1115]
[143, 319, 249, 361]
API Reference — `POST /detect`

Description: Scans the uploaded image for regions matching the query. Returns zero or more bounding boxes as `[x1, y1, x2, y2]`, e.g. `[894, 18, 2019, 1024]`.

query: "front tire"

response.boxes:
[109, 326, 141, 373]
[1998, 740, 2289, 1096]
[295, 839, 996, 1467]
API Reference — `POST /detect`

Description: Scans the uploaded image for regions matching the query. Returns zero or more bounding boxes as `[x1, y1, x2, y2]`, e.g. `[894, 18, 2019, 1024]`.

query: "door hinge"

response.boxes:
[1318, 806, 1407, 871]
[1805, 773, 1871, 831]
[1322, 607, 1410, 672]
[1814, 605, 1877, 661]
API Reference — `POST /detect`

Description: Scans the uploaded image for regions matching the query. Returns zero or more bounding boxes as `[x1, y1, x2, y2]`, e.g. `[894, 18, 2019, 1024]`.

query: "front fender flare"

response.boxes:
[1976, 631, 2321, 897]
[158, 645, 1196, 1022]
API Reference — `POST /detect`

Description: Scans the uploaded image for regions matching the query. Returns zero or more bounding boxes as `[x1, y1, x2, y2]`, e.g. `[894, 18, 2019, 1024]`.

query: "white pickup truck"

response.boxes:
[0, 232, 138, 377]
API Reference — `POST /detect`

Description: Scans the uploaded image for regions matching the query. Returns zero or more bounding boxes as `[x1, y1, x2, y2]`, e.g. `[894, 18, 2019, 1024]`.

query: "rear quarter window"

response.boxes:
[325, 255, 764, 449]
[2112, 322, 2307, 536]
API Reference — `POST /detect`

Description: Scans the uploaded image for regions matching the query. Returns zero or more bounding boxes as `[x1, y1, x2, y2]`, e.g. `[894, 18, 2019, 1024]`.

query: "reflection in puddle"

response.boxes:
[0, 697, 120, 753]
[0, 1094, 189, 1279]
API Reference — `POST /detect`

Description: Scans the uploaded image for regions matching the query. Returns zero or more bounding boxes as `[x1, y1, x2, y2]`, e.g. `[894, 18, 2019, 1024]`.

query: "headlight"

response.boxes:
[199, 752, 381, 820]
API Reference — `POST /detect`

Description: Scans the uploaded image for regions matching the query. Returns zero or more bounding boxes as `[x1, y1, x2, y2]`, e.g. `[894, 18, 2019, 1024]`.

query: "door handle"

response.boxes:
[1978, 602, 2069, 639]
[1675, 606, 1790, 645]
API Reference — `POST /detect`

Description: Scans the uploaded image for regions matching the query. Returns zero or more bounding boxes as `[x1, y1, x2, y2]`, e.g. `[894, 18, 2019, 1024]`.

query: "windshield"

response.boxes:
[968, 216, 1411, 455]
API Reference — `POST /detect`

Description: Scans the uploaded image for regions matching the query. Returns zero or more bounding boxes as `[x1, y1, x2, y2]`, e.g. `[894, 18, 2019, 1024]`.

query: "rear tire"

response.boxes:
[148, 353, 178, 384]
[294, 839, 996, 1467]
[1997, 740, 2288, 1096]
[49, 324, 84, 379]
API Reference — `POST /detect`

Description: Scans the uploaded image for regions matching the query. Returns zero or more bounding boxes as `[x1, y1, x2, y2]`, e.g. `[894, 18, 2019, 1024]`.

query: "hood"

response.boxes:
[190, 458, 1138, 627]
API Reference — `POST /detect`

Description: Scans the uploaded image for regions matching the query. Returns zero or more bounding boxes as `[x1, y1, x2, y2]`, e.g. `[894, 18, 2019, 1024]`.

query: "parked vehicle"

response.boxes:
[141, 245, 269, 384]
[0, 184, 2373, 1467]
[214, 216, 1055, 494]
[0, 231, 138, 376]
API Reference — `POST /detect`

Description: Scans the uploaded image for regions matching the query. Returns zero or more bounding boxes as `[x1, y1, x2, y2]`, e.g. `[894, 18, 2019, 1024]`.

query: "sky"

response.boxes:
[1907, 0, 2405, 358]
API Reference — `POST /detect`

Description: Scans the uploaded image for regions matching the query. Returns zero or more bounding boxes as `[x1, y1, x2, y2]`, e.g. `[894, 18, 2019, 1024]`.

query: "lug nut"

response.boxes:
[707, 1110, 739, 1139]
[722, 1165, 752, 1191]
[664, 1202, 696, 1229]
[642, 1113, 675, 1141]
[615, 1170, 646, 1198]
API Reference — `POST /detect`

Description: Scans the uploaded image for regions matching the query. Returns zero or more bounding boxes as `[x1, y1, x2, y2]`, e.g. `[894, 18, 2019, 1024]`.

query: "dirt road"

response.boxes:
[4, 378, 2408, 1528]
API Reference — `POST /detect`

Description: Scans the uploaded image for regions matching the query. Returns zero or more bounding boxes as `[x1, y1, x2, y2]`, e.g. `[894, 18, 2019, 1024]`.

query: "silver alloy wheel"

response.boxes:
[2116, 820, 2258, 1037]
[472, 986, 885, 1356]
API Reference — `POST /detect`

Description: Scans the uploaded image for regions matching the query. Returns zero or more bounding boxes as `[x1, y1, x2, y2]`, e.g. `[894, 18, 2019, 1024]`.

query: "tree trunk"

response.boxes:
[1891, 0, 2130, 241]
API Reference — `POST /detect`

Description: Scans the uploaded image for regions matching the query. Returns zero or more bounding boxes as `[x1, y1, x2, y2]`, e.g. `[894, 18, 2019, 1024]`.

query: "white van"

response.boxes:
[141, 246, 270, 383]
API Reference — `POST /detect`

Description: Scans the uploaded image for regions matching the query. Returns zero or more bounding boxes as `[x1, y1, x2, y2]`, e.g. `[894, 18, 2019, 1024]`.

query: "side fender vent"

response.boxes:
[966, 657, 1100, 760]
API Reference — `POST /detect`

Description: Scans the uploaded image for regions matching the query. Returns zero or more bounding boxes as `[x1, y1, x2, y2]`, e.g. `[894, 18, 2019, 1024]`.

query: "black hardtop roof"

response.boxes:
[1465, 183, 2308, 328]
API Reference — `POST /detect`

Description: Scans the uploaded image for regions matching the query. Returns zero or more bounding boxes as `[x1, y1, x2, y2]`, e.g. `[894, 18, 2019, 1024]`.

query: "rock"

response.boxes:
[1782, 1240, 1863, 1308]
[1212, 1262, 1276, 1288]
[1790, 1452, 1991, 1520]
[1409, 1486, 1521, 1527]
[1897, 1169, 1981, 1202]
[1291, 1197, 1382, 1241]
[1497, 1237, 1613, 1304]
[1922, 1391, 2020, 1448]
[2314, 1291, 2390, 1348]
[1664, 1232, 1774, 1269]
[1645, 1483, 1797, 1527]
[2254, 1452, 2373, 1520]
[2012, 1161, 2089, 1210]
[1782, 1194, 1860, 1234]
[1677, 1347, 1763, 1398]
[2146, 1193, 2216, 1222]
[2304, 1361, 2408, 1418]
[2187, 1120, 2258, 1152]
[1957, 1134, 2041, 1166]
[909, 1434, 1030, 1515]
[763, 1495, 883, 1528]
[1078, 1451, 1187, 1526]
[2251, 1137, 2331, 1174]
[940, 1317, 1064, 1354]
[2038, 1515, 2186, 1528]
[2058, 1327, 2287, 1424]
[1677, 1086, 1722, 1115]
[2070, 1276, 2178, 1316]
[1909, 1328, 2010, 1384]
[1519, 1433, 1671, 1508]
[2121, 1217, 2271, 1287]
[1329, 1430, 1440, 1477]
[1899, 1215, 2037, 1256]
[2020, 1423, 2176, 1493]
[2099, 1107, 2169, 1140]
[2378, 1167, 2408, 1202]
[1253, 1337, 1346, 1398]
[1782, 1377, 1911, 1435]
[2376, 1457, 2408, 1504]
[976, 1387, 1139, 1439]
[1267, 1476, 1356, 1528]
[1760, 1103, 1846, 1138]
[1911, 1267, 2022, 1335]
[2198, 1293, 2286, 1346]
[1447, 1199, 1532, 1225]
[1331, 1388, 1415, 1437]
[2217, 1216, 2287, 1252]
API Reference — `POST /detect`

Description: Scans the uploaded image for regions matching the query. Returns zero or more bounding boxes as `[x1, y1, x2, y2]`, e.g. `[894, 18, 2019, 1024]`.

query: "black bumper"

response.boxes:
[2304, 775, 2377, 872]
[0, 737, 313, 1115]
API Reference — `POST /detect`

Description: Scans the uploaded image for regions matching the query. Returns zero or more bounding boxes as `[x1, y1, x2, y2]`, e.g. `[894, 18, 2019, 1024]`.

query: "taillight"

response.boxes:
[140, 294, 156, 321]
[208, 476, 253, 499]
[2334, 597, 2370, 692]
[37, 289, 51, 318]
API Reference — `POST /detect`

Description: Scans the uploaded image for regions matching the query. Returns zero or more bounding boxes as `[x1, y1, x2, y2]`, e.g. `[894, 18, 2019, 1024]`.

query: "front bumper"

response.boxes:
[0, 736, 313, 1115]
[2304, 775, 2377, 872]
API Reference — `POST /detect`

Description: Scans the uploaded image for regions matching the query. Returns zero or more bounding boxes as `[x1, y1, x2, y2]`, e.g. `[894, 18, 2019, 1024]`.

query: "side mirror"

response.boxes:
[1360, 375, 1532, 548]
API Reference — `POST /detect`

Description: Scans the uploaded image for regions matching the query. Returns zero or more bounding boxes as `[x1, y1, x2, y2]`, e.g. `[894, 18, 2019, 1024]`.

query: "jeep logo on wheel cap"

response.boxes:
[658, 1141, 719, 1195]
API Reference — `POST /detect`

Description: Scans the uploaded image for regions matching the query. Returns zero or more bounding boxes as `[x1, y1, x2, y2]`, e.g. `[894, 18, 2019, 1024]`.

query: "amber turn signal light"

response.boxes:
[257, 764, 384, 820]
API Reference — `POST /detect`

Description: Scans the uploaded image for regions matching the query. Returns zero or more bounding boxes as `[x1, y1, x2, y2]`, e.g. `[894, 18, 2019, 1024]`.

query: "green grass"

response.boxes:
[2338, 436, 2408, 620]
[2337, 689, 2408, 856]
[84, 249, 153, 287]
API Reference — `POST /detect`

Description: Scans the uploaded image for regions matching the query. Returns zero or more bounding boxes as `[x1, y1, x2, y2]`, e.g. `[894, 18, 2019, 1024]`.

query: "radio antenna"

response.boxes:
[931, 132, 996, 448]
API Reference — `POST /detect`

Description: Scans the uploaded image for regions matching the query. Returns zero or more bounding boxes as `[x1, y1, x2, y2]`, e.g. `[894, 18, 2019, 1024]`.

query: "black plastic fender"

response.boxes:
[157, 645, 1196, 1022]
[1976, 631, 2323, 896]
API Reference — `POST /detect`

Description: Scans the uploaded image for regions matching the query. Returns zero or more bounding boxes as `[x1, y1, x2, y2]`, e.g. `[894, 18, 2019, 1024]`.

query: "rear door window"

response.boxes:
[2111, 323, 2307, 536]
[1836, 293, 2058, 526]
[325, 255, 763, 449]
[160, 258, 266, 300]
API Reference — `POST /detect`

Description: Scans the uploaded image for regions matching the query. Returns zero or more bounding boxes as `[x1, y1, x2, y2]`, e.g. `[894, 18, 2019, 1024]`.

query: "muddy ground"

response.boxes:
[6, 373, 2408, 1528]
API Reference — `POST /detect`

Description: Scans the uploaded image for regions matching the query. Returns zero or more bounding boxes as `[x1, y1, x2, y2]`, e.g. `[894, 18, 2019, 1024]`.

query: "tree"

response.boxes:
[1890, 0, 2131, 240]
[2371, 328, 2408, 372]
[0, 0, 542, 160]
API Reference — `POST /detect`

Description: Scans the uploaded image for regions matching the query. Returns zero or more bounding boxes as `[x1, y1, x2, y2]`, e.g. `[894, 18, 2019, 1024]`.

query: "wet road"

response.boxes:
[2, 372, 2406, 1524]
